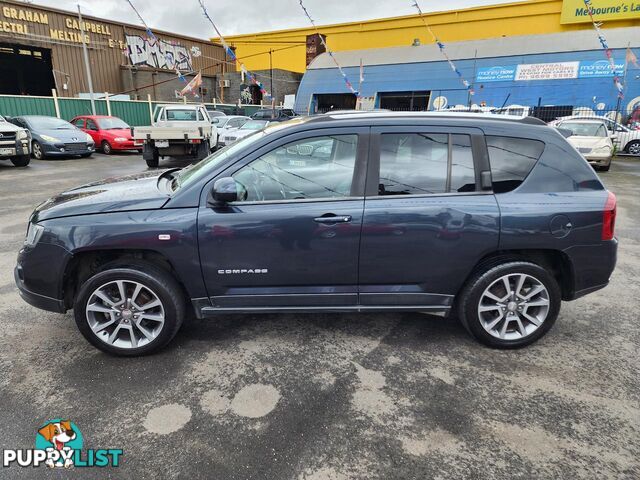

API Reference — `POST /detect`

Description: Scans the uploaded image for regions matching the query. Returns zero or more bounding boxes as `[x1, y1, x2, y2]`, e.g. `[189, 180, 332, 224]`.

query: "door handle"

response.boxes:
[313, 214, 352, 224]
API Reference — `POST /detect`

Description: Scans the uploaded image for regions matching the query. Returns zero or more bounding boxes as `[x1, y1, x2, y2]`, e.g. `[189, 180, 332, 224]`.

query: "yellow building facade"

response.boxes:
[218, 0, 639, 73]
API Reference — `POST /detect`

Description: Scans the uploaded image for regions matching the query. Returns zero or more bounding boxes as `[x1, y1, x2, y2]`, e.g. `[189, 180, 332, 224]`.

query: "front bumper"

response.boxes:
[14, 266, 66, 313]
[0, 138, 30, 158]
[583, 151, 612, 165]
[112, 140, 141, 150]
[42, 142, 95, 156]
[15, 242, 72, 313]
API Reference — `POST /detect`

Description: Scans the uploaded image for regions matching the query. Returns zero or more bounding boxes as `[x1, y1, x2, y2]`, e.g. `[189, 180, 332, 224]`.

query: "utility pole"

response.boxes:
[269, 49, 273, 104]
[78, 5, 96, 115]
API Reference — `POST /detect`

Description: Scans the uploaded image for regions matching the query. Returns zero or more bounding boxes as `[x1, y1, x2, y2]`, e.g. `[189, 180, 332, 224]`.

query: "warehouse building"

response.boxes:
[296, 27, 640, 115]
[0, 0, 228, 102]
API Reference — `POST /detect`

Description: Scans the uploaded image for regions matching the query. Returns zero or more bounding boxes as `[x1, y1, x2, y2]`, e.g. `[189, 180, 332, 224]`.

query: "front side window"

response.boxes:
[72, 118, 85, 128]
[486, 136, 544, 193]
[86, 120, 98, 130]
[233, 135, 358, 202]
[378, 133, 475, 196]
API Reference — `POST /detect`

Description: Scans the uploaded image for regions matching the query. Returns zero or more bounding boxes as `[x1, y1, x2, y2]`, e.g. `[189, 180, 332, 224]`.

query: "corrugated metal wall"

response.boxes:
[296, 47, 640, 114]
[0, 0, 226, 98]
[0, 95, 265, 125]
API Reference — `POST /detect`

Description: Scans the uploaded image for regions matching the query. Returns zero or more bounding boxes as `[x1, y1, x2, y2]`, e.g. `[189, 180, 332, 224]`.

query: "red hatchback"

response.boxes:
[70, 115, 141, 154]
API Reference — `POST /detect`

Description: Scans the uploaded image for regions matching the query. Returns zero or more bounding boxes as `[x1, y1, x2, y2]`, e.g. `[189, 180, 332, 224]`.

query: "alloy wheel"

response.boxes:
[477, 273, 550, 340]
[85, 280, 165, 349]
[628, 142, 640, 156]
[32, 142, 43, 159]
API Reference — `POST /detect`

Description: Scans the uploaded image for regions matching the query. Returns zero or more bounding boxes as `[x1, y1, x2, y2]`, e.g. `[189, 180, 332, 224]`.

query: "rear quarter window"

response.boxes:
[486, 136, 545, 193]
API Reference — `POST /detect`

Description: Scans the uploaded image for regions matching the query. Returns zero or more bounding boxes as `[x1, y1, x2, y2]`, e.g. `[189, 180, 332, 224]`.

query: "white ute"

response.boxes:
[133, 104, 217, 168]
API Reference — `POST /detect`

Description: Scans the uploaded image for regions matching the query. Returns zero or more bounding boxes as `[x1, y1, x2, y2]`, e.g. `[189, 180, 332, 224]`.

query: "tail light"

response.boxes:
[602, 191, 617, 241]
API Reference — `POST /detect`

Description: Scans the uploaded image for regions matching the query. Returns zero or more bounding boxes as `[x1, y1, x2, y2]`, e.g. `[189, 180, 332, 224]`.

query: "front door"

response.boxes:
[358, 126, 500, 311]
[198, 128, 369, 310]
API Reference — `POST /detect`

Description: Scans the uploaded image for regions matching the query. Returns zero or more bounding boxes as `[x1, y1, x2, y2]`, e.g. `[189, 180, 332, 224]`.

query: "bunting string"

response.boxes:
[411, 1, 474, 95]
[297, 0, 358, 95]
[197, 0, 269, 97]
[125, 0, 201, 95]
[582, 0, 624, 98]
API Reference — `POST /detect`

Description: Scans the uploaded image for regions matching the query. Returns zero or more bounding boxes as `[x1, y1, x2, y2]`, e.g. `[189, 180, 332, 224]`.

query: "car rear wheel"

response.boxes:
[31, 141, 44, 160]
[145, 147, 159, 168]
[457, 261, 561, 348]
[11, 155, 30, 167]
[101, 140, 113, 155]
[74, 263, 185, 356]
[626, 140, 640, 156]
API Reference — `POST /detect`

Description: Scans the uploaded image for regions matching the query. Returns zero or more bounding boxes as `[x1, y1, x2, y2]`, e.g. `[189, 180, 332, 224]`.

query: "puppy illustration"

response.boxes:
[38, 420, 76, 468]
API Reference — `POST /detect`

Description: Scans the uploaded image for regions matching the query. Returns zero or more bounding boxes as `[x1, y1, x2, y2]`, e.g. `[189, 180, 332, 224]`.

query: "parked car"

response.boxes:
[205, 107, 226, 119]
[0, 115, 31, 167]
[15, 112, 618, 356]
[132, 104, 217, 167]
[213, 115, 250, 147]
[220, 119, 269, 145]
[551, 115, 640, 155]
[9, 115, 94, 160]
[555, 119, 613, 171]
[70, 115, 141, 155]
[251, 108, 296, 121]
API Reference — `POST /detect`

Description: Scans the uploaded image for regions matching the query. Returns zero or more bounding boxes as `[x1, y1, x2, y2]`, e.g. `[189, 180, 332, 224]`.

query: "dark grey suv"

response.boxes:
[14, 113, 618, 355]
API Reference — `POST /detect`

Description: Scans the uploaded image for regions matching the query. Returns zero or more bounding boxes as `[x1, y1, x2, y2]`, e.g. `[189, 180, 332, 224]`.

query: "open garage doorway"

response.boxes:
[314, 93, 357, 113]
[378, 91, 430, 111]
[0, 43, 55, 96]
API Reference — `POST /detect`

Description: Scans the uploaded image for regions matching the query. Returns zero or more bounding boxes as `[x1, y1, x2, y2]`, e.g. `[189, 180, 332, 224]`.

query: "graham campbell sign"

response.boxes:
[560, 0, 640, 23]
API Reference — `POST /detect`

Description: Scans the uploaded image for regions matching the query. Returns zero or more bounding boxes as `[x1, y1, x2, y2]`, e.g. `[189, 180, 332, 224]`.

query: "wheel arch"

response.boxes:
[462, 249, 575, 301]
[63, 249, 191, 311]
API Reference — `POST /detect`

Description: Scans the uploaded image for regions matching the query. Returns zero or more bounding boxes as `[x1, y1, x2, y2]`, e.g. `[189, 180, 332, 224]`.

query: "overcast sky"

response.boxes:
[27, 0, 523, 39]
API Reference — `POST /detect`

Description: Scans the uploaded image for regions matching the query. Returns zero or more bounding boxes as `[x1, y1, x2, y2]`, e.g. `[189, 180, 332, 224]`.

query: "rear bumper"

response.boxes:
[564, 239, 618, 300]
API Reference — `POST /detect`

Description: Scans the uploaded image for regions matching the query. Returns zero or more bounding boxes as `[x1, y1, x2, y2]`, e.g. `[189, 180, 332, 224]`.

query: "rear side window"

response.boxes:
[486, 136, 544, 193]
[378, 133, 476, 195]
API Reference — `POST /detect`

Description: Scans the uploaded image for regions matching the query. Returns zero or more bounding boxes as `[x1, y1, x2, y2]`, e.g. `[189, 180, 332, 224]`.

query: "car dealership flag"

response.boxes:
[626, 47, 639, 68]
[180, 72, 202, 97]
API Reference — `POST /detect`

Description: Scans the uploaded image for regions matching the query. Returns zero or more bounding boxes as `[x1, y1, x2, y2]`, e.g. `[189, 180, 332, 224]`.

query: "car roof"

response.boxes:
[310, 111, 546, 126]
[559, 118, 607, 124]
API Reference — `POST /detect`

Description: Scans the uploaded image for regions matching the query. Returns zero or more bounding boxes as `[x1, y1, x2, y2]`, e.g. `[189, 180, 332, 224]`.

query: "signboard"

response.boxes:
[515, 62, 579, 81]
[578, 60, 625, 77]
[560, 0, 640, 24]
[476, 65, 517, 82]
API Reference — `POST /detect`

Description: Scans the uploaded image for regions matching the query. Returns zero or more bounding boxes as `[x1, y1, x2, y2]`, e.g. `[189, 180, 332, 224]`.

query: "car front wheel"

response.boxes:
[626, 140, 640, 156]
[101, 140, 112, 154]
[457, 261, 561, 348]
[32, 141, 44, 160]
[74, 263, 185, 356]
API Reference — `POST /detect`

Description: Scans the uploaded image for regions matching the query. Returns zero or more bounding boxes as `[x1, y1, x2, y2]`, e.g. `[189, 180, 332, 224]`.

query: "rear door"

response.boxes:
[358, 126, 500, 311]
[198, 127, 369, 310]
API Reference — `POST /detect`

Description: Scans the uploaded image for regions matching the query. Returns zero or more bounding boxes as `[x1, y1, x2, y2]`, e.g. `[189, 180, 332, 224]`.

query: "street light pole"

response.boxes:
[78, 5, 96, 115]
[269, 49, 273, 103]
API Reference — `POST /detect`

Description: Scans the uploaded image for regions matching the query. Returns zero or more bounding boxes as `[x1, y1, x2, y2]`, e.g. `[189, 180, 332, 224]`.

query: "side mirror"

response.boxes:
[210, 177, 244, 204]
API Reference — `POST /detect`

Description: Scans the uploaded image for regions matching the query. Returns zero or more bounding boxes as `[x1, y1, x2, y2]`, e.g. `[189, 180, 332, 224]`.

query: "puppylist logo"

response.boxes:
[3, 419, 123, 469]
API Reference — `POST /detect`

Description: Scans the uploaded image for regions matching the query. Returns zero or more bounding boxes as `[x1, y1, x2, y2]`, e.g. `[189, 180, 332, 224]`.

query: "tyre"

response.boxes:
[457, 261, 561, 348]
[145, 147, 159, 168]
[101, 140, 113, 155]
[625, 140, 640, 156]
[599, 163, 611, 172]
[31, 141, 44, 160]
[74, 263, 185, 356]
[11, 155, 30, 167]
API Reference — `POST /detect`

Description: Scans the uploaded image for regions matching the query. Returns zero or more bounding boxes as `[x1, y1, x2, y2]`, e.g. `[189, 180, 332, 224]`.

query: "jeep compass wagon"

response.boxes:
[15, 113, 617, 356]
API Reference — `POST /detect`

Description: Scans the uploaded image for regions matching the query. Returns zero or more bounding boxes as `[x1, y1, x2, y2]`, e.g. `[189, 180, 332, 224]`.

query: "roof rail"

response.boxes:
[520, 116, 547, 126]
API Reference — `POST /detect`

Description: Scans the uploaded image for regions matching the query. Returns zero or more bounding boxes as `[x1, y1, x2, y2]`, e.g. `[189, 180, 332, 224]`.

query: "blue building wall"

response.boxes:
[295, 47, 640, 114]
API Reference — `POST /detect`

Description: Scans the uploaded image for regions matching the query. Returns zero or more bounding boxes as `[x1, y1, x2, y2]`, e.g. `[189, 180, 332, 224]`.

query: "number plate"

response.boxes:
[0, 148, 15, 156]
[155, 140, 169, 148]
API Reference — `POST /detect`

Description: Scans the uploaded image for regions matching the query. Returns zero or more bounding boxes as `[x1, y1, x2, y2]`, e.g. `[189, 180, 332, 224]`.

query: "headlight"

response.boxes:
[17, 129, 29, 140]
[85, 133, 93, 142]
[41, 134, 60, 143]
[114, 137, 127, 142]
[24, 223, 44, 247]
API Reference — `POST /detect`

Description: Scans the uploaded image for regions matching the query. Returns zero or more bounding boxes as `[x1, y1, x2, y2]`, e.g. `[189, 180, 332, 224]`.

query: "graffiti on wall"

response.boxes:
[125, 34, 193, 71]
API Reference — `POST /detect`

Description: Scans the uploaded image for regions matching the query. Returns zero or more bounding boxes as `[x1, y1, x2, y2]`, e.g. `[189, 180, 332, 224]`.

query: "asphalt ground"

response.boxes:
[0, 152, 638, 479]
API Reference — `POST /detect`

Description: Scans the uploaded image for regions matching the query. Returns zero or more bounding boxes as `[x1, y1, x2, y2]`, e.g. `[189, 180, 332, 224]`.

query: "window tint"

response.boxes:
[378, 133, 475, 195]
[233, 135, 358, 202]
[72, 118, 85, 128]
[486, 136, 544, 193]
